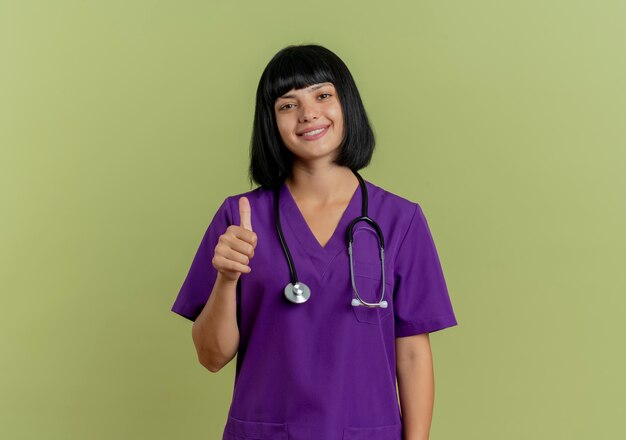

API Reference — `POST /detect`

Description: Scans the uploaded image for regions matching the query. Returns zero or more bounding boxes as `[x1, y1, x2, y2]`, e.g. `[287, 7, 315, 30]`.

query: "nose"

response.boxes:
[298, 100, 319, 122]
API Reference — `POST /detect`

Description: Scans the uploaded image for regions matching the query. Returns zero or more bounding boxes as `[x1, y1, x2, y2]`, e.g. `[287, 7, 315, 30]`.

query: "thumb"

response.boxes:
[239, 197, 253, 231]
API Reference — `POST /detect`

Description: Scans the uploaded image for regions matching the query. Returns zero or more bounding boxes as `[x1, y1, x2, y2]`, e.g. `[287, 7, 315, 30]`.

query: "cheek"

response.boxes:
[275, 119, 297, 148]
[331, 110, 344, 136]
[274, 118, 289, 140]
[275, 115, 294, 135]
[329, 106, 344, 128]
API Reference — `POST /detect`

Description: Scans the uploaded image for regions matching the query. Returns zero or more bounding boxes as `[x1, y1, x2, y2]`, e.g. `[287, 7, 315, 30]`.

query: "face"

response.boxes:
[274, 82, 344, 164]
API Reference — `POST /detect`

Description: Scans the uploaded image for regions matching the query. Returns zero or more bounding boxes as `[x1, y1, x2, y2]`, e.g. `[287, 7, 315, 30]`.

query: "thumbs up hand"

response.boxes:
[212, 197, 258, 282]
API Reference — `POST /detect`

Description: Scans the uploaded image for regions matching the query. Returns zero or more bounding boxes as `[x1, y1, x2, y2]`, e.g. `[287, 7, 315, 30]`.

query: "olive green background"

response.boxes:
[1, 0, 624, 438]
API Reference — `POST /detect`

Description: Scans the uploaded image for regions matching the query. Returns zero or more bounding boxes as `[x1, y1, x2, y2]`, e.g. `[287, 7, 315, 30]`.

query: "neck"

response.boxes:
[285, 165, 359, 204]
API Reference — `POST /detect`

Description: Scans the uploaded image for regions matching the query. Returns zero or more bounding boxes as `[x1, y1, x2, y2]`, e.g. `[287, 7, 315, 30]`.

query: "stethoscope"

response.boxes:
[273, 169, 388, 309]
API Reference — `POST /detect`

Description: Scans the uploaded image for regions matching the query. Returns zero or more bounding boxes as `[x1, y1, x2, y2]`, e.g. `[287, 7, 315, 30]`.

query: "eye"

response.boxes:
[319, 93, 332, 100]
[278, 103, 295, 111]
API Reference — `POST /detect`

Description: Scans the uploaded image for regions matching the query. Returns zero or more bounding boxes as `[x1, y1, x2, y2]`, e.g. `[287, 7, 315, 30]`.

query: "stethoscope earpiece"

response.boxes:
[351, 298, 388, 308]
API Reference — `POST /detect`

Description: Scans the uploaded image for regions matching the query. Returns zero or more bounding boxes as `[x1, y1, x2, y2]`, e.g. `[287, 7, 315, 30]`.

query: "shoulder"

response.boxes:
[222, 185, 274, 209]
[218, 185, 273, 226]
[365, 179, 422, 218]
[364, 180, 434, 249]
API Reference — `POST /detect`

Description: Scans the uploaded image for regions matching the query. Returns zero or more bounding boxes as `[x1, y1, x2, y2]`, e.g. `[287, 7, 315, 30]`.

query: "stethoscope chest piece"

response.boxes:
[284, 281, 311, 304]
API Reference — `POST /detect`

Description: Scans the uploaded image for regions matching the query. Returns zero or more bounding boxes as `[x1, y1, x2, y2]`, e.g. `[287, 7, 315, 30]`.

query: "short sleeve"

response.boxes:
[393, 203, 458, 337]
[170, 197, 233, 322]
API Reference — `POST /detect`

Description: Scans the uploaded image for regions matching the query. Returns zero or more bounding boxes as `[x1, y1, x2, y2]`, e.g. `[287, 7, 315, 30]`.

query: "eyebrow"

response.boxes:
[276, 83, 333, 101]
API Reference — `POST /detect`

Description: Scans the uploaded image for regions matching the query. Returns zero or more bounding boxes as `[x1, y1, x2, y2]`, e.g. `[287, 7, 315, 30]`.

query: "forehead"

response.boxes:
[275, 82, 335, 100]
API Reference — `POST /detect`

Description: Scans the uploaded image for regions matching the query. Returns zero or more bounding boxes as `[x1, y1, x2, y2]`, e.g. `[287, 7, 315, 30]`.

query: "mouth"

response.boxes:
[297, 124, 331, 139]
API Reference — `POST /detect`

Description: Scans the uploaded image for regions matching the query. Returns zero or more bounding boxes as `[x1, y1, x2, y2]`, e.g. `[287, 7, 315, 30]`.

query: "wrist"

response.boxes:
[216, 272, 239, 287]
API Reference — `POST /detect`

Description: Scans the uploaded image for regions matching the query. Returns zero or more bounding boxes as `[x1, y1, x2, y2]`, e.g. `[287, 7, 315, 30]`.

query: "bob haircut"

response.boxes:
[248, 44, 376, 189]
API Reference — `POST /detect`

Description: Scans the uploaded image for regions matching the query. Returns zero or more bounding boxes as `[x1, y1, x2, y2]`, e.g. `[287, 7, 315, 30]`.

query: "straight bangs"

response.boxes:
[261, 52, 338, 106]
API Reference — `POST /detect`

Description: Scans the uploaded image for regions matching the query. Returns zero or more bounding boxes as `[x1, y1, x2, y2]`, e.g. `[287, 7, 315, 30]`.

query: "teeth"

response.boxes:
[302, 127, 325, 136]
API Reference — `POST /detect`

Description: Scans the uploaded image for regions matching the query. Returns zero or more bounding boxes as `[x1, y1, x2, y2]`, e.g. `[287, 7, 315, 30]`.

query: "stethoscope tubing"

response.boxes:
[274, 169, 387, 308]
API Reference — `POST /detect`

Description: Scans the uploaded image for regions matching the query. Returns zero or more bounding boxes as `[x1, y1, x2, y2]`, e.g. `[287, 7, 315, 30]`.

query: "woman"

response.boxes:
[171, 44, 458, 440]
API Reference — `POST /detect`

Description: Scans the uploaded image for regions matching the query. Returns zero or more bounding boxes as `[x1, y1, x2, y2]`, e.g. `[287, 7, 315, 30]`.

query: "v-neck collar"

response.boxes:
[279, 178, 365, 260]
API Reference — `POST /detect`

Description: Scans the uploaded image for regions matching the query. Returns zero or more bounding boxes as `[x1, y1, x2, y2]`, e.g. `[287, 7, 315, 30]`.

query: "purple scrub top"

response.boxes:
[171, 179, 458, 440]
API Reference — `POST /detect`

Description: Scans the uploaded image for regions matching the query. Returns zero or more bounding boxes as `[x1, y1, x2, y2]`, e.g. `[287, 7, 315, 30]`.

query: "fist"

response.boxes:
[212, 197, 258, 282]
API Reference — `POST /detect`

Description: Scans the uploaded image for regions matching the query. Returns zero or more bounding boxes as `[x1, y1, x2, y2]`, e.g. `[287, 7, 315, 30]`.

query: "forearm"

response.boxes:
[396, 350, 434, 440]
[191, 273, 240, 372]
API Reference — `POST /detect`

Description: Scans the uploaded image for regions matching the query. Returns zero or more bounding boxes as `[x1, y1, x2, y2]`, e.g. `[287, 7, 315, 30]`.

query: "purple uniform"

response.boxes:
[171, 179, 458, 440]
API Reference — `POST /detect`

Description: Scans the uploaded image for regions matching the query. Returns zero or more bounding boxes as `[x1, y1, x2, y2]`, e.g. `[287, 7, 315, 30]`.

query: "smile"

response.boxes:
[298, 125, 330, 139]
[301, 127, 325, 136]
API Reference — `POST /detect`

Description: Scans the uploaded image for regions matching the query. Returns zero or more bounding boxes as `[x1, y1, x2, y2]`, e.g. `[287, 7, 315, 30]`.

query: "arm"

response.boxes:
[191, 272, 240, 372]
[396, 333, 434, 440]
